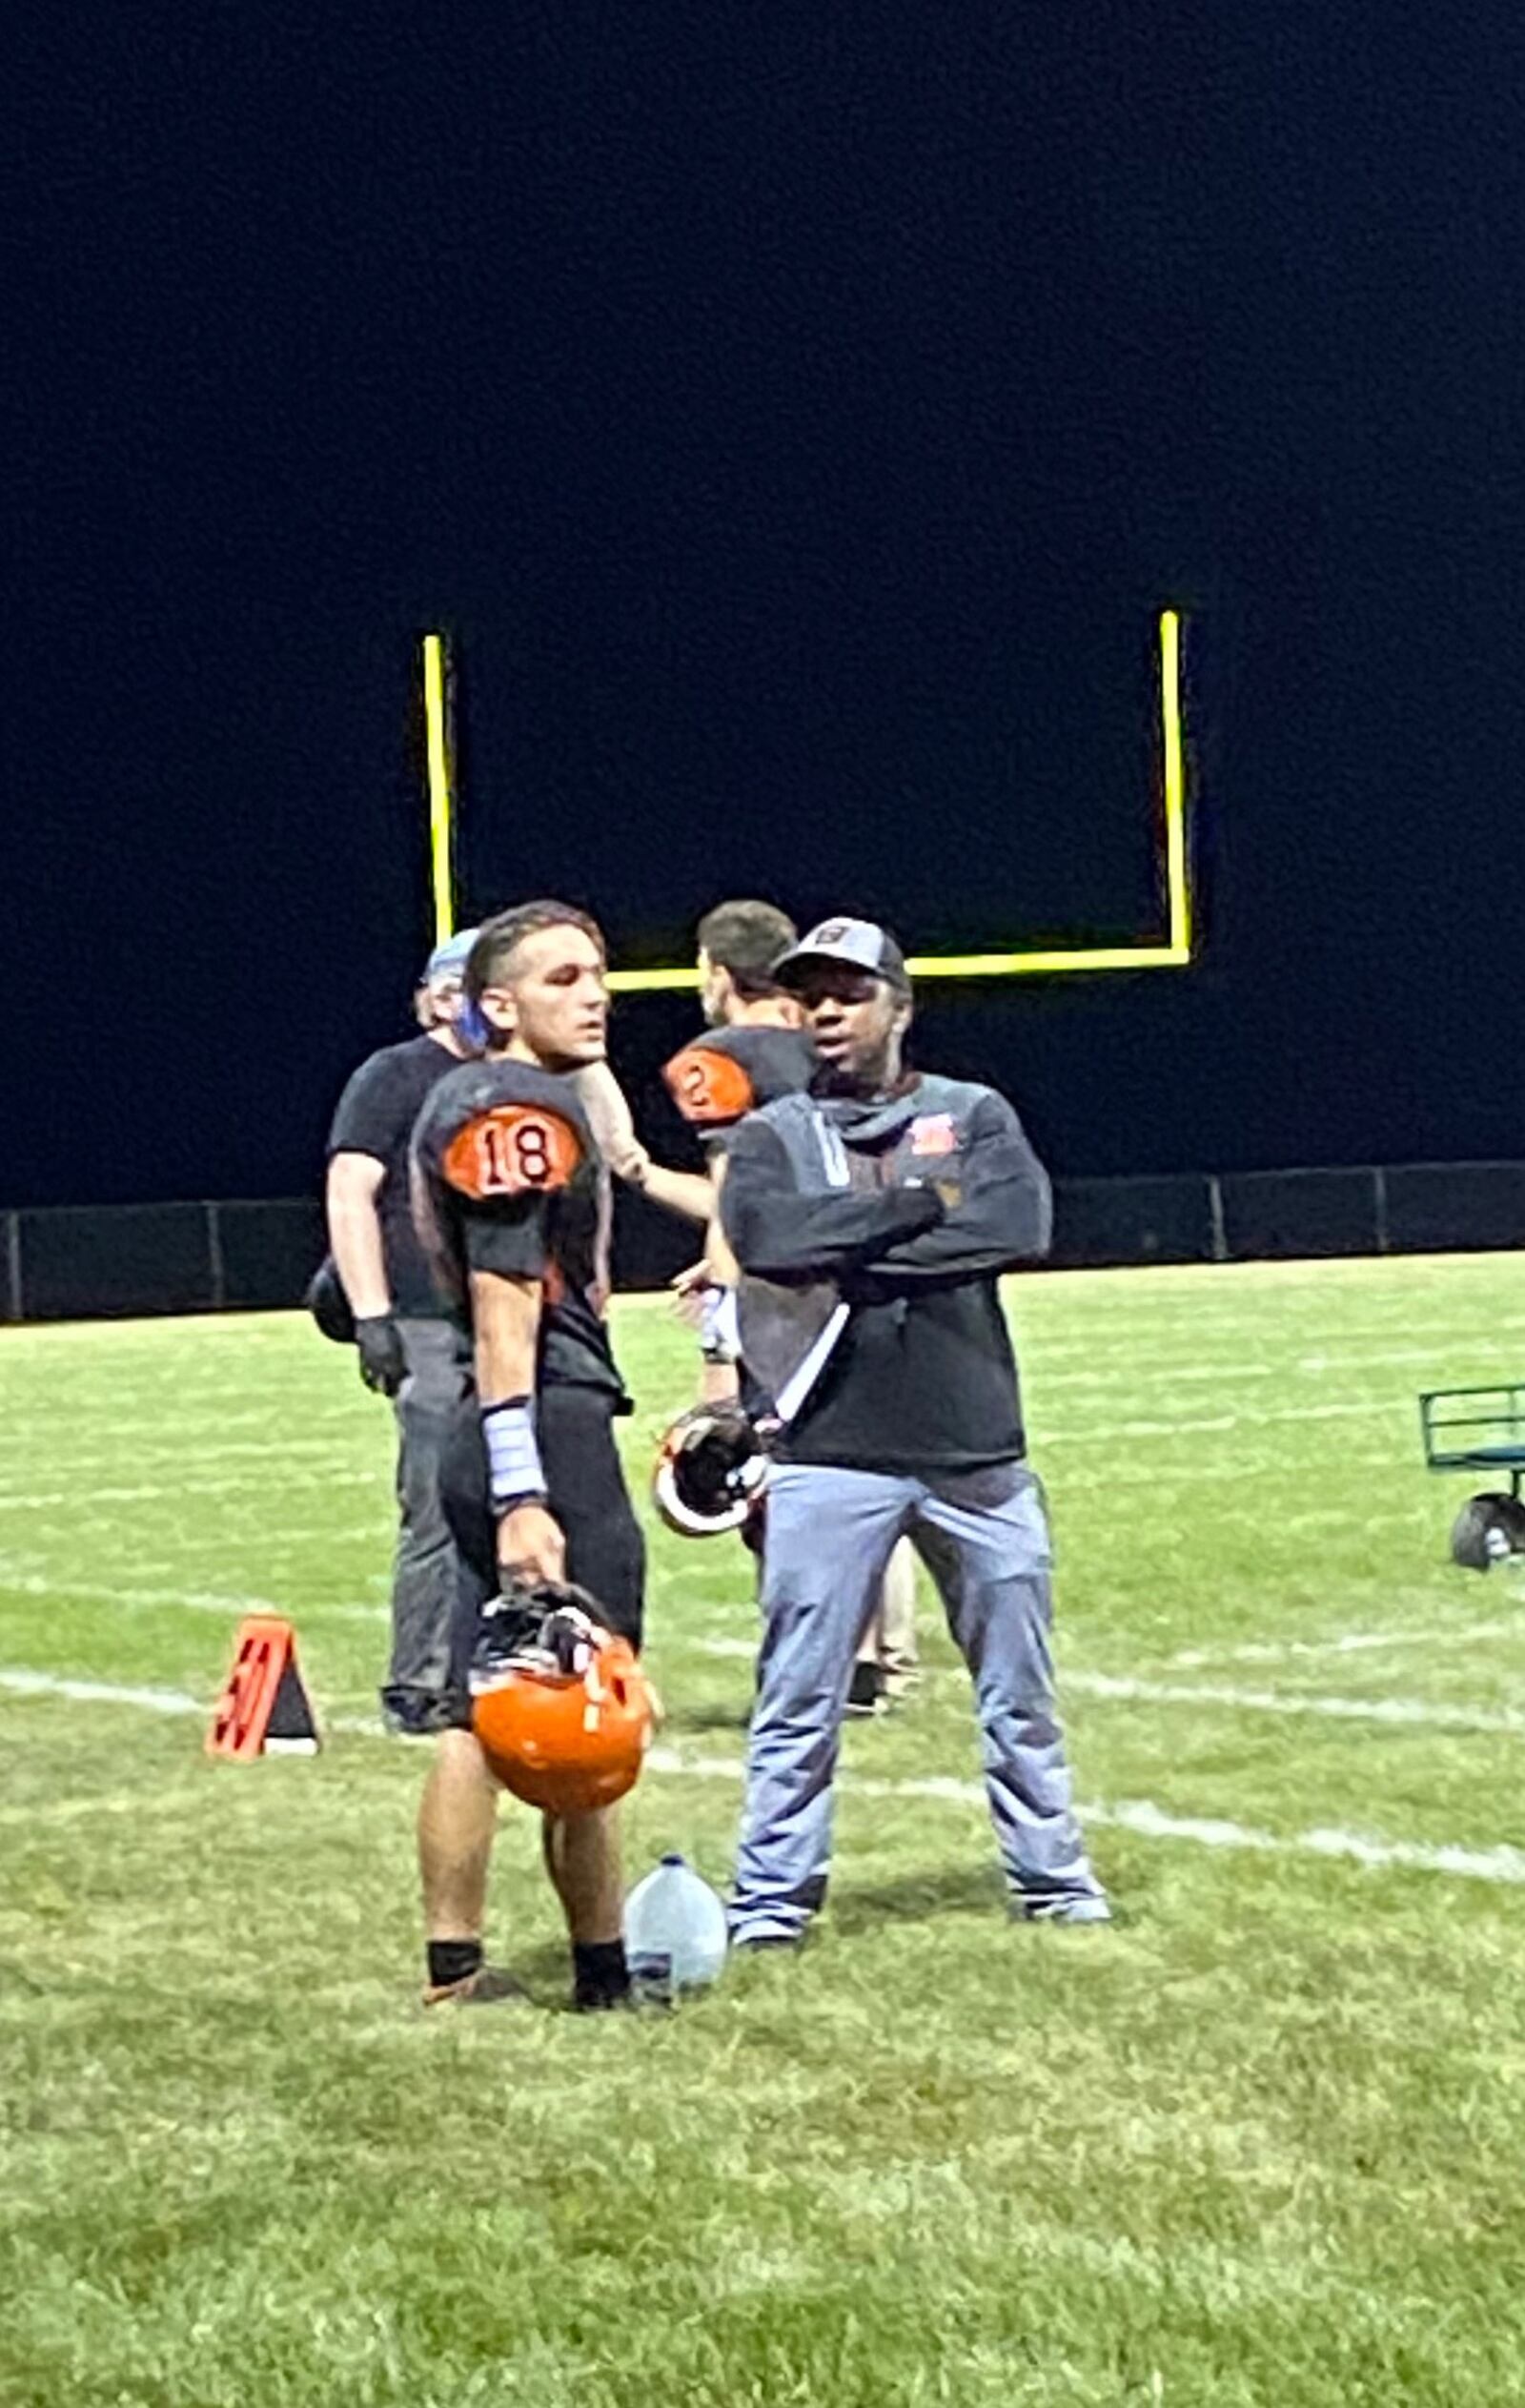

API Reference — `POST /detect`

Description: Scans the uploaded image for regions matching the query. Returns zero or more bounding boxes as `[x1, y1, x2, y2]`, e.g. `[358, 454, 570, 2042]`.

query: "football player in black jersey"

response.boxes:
[409, 901, 646, 2011]
[661, 899, 815, 1394]
[664, 898, 817, 1182]
[661, 901, 919, 1710]
[574, 902, 812, 1243]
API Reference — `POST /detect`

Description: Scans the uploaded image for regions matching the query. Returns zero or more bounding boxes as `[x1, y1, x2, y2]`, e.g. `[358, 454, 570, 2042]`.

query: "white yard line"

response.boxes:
[10, 1568, 1517, 1711]
[5, 1663, 1524, 1890]
[0, 1667, 384, 1734]
[688, 1640, 1525, 1738]
[1086, 1801, 1525, 1887]
[647, 1753, 1525, 1887]
[0, 1668, 208, 1715]
[0, 1468, 386, 1513]
[1050, 1451, 1406, 1490]
[0, 1402, 364, 1435]
[0, 1569, 389, 1622]
[0, 1446, 1419, 1515]
[80, 1437, 369, 1469]
[1040, 1398, 1405, 1445]
[1032, 1342, 1525, 1394]
[1169, 1618, 1524, 1669]
[1062, 1669, 1525, 1737]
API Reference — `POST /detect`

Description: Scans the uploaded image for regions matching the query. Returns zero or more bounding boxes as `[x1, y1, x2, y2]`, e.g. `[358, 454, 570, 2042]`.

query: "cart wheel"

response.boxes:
[1450, 1492, 1525, 1573]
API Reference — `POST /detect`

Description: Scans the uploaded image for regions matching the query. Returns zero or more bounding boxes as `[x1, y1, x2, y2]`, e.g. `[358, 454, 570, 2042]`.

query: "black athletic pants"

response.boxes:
[438, 1383, 645, 1726]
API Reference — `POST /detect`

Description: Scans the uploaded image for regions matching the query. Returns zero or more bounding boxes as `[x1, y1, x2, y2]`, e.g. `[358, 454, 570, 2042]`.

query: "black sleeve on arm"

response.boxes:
[721, 1118, 943, 1280]
[868, 1093, 1052, 1277]
[459, 1194, 556, 1283]
[328, 1054, 407, 1163]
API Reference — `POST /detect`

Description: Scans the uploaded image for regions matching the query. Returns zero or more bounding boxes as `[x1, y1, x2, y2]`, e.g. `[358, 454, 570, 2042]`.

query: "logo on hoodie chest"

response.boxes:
[907, 1112, 958, 1158]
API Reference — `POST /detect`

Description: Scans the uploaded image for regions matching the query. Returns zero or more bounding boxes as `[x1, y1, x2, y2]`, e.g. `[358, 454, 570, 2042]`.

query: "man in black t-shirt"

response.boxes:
[719, 916, 1109, 1945]
[407, 902, 644, 2012]
[325, 929, 478, 1734]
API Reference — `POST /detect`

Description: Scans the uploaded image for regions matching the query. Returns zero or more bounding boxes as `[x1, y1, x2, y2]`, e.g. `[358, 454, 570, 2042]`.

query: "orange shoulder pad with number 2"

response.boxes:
[662, 1044, 758, 1127]
[442, 1105, 584, 1201]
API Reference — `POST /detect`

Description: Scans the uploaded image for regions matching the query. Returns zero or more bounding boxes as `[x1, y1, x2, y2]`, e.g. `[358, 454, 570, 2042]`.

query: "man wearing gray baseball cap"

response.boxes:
[719, 915, 1108, 1942]
[775, 914, 914, 995]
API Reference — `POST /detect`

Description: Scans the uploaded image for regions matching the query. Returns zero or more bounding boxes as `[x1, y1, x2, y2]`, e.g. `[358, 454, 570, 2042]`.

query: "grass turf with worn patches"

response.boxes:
[3, 1255, 1525, 2407]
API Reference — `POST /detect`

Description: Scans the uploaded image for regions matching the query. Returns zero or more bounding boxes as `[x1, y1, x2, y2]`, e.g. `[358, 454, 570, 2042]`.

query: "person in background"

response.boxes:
[661, 899, 920, 1714]
[325, 929, 478, 1735]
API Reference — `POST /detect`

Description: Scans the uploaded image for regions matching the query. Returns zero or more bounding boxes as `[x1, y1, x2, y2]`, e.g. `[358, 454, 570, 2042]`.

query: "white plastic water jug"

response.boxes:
[623, 1853, 729, 1998]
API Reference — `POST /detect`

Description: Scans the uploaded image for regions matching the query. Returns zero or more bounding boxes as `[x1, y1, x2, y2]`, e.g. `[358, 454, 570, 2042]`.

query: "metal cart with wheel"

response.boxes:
[1418, 1385, 1525, 1570]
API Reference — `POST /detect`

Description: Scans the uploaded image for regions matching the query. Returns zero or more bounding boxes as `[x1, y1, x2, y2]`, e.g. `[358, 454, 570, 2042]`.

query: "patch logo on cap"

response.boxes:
[812, 920, 852, 946]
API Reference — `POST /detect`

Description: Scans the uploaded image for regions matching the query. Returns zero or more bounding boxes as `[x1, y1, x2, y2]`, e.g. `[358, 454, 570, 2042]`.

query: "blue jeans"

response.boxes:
[731, 1459, 1106, 1940]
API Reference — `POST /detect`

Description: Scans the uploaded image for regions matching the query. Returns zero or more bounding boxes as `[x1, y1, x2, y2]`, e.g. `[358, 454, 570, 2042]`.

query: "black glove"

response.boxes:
[355, 1315, 407, 1397]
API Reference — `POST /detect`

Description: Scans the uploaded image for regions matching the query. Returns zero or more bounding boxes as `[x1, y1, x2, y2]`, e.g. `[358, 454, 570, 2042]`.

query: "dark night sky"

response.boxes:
[8, 5, 1522, 1210]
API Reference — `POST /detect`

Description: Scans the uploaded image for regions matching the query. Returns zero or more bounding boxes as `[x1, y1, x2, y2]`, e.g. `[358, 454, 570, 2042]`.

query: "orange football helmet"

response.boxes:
[470, 1588, 654, 1816]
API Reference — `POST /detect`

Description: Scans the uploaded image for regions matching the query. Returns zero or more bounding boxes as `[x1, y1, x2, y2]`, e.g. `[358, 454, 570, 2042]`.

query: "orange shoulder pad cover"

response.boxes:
[441, 1104, 583, 1201]
[662, 1045, 758, 1127]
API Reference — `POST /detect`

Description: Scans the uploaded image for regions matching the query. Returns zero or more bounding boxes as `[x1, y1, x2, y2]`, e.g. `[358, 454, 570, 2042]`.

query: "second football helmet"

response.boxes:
[470, 1586, 655, 1814]
[305, 1255, 355, 1345]
[1450, 1491, 1525, 1573]
[652, 1406, 770, 1538]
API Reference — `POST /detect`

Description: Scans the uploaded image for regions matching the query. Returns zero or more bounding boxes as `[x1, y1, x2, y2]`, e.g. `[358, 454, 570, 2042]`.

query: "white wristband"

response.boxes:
[481, 1397, 547, 1514]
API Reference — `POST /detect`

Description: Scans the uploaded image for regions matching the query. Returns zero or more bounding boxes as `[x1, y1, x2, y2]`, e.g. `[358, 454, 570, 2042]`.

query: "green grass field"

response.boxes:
[4, 1254, 1525, 2408]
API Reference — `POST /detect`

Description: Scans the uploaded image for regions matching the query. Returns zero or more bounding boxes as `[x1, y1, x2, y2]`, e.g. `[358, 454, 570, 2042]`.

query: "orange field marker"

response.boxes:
[206, 1617, 320, 1759]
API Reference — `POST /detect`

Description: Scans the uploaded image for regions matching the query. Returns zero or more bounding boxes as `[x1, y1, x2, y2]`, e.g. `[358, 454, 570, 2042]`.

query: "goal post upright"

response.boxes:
[421, 631, 455, 946]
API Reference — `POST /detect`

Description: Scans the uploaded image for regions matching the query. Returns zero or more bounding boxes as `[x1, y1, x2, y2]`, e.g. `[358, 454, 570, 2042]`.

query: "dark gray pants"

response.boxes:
[731, 1459, 1107, 1941]
[381, 1317, 475, 1725]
